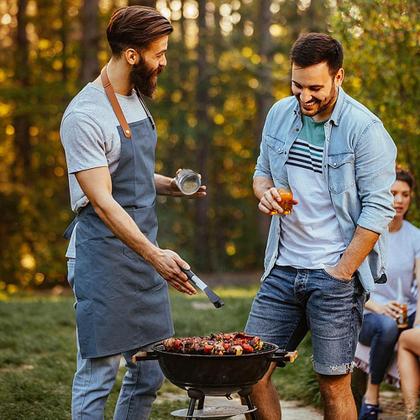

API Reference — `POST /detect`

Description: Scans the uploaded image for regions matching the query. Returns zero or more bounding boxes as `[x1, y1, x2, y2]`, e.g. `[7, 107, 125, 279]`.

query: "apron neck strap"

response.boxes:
[101, 66, 132, 139]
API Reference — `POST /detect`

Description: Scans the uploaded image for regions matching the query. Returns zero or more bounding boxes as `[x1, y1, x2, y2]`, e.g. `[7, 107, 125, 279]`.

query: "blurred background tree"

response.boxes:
[0, 0, 418, 292]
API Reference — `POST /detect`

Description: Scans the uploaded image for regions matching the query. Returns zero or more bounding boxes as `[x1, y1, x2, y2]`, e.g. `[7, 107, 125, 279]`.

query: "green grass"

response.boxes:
[0, 289, 318, 419]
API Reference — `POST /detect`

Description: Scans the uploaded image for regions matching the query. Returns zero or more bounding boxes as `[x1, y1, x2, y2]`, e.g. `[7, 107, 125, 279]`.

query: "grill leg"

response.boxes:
[244, 396, 258, 420]
[186, 389, 204, 419]
[239, 388, 258, 420]
[186, 397, 196, 418]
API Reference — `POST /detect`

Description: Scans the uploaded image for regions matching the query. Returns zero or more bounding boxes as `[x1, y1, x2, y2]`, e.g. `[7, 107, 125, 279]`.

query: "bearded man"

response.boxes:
[60, 6, 205, 419]
[244, 33, 396, 419]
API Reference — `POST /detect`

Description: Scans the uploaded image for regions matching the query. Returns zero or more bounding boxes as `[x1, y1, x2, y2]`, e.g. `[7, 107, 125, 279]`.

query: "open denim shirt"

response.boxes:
[255, 88, 397, 292]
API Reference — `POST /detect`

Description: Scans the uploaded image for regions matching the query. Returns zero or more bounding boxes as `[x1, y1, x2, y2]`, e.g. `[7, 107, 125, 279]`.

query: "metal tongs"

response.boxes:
[182, 269, 225, 308]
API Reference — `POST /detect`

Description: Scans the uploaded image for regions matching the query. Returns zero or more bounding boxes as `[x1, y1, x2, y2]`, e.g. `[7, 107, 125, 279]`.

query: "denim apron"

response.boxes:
[67, 69, 174, 359]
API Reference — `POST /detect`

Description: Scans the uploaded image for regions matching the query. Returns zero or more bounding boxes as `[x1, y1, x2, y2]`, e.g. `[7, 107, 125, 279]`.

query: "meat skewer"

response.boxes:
[163, 332, 264, 356]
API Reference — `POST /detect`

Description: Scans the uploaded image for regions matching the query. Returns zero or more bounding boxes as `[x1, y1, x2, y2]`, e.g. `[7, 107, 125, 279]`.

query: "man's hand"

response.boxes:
[257, 187, 298, 215]
[169, 176, 207, 198]
[146, 248, 197, 295]
[374, 301, 402, 319]
[324, 264, 354, 282]
[331, 226, 380, 284]
[155, 172, 206, 198]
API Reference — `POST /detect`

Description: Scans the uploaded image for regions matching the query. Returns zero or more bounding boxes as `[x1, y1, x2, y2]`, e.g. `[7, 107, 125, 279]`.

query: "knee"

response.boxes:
[251, 366, 276, 397]
[144, 361, 165, 393]
[399, 329, 411, 347]
[154, 368, 165, 391]
[253, 377, 272, 392]
[376, 318, 399, 343]
[318, 374, 352, 400]
[256, 362, 276, 387]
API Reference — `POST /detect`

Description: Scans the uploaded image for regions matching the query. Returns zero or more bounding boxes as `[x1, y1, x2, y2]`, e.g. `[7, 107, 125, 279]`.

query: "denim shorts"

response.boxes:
[245, 265, 365, 375]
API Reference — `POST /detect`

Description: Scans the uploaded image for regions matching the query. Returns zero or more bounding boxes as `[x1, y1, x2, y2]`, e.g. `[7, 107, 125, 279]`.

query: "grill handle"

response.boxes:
[269, 350, 298, 367]
[131, 351, 159, 363]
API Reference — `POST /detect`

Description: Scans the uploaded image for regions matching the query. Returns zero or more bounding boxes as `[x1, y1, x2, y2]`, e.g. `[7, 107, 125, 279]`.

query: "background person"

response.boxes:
[244, 33, 396, 420]
[357, 168, 420, 419]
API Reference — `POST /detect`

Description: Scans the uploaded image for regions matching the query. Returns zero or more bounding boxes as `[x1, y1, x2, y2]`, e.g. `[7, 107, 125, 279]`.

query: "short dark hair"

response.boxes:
[107, 6, 173, 56]
[396, 165, 415, 190]
[290, 33, 343, 75]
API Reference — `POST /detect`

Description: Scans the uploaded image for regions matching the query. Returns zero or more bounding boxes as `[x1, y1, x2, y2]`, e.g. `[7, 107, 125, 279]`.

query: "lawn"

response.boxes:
[0, 288, 318, 419]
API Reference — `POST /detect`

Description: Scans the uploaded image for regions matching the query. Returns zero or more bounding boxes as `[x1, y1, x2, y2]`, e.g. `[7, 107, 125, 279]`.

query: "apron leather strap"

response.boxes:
[101, 66, 132, 139]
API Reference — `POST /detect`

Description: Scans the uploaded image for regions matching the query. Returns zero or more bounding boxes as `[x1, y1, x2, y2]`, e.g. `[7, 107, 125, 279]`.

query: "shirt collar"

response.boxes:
[329, 87, 345, 126]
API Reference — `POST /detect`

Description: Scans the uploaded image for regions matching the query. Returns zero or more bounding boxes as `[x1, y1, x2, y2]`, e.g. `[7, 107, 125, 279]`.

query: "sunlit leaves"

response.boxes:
[2, 0, 416, 289]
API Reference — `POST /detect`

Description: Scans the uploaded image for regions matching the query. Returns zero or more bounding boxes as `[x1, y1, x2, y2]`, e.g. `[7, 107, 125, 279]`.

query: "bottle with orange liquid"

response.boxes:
[396, 277, 408, 329]
[270, 188, 294, 216]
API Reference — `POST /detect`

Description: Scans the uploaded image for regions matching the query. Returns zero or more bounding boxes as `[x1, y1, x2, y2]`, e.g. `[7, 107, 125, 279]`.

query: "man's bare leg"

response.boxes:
[318, 373, 357, 420]
[248, 362, 281, 420]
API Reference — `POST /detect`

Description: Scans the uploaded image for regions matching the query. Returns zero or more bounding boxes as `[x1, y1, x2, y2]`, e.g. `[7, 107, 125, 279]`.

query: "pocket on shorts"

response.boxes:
[67, 258, 76, 290]
[321, 268, 355, 286]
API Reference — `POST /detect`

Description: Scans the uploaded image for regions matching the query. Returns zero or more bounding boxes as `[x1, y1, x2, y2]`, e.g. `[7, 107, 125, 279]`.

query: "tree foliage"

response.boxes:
[332, 0, 419, 218]
[0, 0, 417, 292]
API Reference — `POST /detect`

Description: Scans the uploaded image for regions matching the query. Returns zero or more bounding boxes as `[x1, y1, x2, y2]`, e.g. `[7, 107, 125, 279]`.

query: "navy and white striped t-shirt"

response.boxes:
[276, 115, 346, 269]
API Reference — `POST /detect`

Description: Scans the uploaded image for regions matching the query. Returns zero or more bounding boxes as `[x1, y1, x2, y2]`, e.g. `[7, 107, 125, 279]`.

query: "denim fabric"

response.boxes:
[255, 88, 397, 292]
[68, 259, 164, 420]
[245, 265, 365, 375]
[358, 312, 415, 384]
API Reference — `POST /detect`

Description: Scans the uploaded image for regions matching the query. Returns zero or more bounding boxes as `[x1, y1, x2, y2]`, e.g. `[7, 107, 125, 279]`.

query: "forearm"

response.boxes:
[415, 303, 420, 326]
[365, 299, 382, 313]
[154, 173, 174, 196]
[414, 259, 420, 324]
[92, 196, 158, 262]
[337, 226, 379, 278]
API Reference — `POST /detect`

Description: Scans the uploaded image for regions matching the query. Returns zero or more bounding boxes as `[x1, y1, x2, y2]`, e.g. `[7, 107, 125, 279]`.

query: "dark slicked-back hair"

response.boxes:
[290, 33, 343, 75]
[107, 6, 173, 56]
[395, 165, 415, 219]
[396, 166, 415, 190]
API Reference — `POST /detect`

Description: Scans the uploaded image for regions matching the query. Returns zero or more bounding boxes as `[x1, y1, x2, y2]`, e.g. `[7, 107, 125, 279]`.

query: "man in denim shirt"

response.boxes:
[245, 33, 396, 419]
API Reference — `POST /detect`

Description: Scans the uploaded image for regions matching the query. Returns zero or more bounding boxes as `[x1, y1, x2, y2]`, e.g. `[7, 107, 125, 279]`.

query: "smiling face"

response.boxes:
[391, 180, 412, 219]
[291, 61, 344, 122]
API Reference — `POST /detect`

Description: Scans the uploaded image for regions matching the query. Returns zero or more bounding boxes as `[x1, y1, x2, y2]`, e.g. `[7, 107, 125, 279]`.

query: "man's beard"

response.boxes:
[297, 83, 337, 118]
[130, 57, 163, 98]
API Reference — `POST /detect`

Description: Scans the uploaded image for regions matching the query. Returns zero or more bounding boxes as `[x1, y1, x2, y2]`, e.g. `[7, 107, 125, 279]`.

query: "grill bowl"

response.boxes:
[136, 342, 289, 395]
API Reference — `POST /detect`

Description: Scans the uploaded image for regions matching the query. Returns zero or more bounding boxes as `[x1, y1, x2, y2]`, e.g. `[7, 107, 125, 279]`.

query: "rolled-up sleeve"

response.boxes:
[254, 140, 272, 179]
[355, 121, 397, 234]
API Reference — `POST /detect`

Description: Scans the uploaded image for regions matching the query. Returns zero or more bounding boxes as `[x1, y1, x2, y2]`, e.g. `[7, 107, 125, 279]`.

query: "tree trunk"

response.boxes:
[60, 0, 69, 85]
[212, 6, 226, 269]
[255, 0, 273, 243]
[80, 0, 100, 85]
[194, 0, 211, 270]
[13, 0, 31, 183]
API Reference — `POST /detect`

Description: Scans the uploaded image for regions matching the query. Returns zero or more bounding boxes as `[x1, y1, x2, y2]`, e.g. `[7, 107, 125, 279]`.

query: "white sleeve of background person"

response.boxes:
[368, 221, 420, 315]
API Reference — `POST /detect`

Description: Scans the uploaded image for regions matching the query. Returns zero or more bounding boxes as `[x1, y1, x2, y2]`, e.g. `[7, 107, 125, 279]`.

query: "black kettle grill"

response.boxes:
[134, 342, 297, 419]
